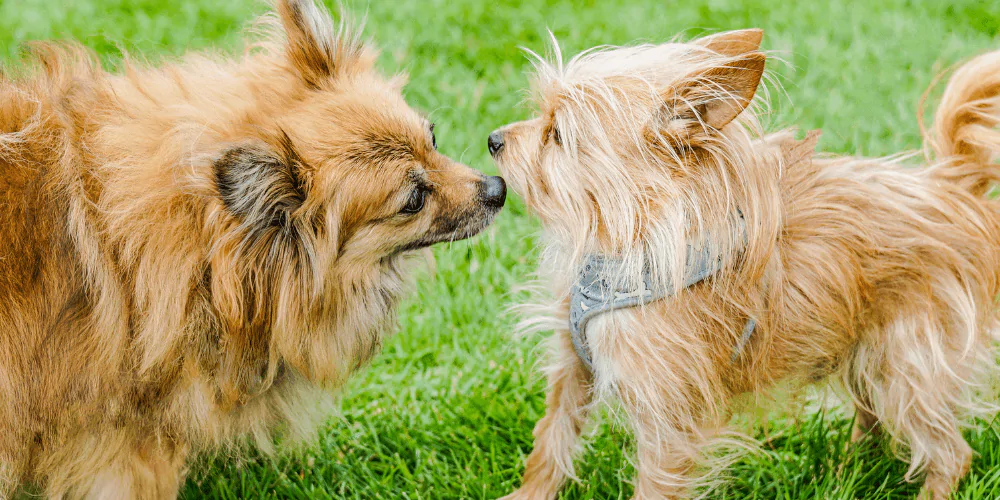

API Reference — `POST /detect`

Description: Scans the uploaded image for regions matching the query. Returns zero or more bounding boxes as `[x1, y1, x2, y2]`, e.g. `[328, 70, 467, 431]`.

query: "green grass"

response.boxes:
[3, 0, 1000, 498]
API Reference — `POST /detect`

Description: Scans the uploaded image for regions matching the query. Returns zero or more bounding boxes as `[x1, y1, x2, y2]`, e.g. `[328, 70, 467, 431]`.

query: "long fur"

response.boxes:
[493, 30, 1000, 500]
[0, 1, 501, 497]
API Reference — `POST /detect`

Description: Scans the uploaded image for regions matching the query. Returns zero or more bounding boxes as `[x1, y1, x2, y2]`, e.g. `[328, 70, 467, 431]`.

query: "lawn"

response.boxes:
[3, 0, 1000, 498]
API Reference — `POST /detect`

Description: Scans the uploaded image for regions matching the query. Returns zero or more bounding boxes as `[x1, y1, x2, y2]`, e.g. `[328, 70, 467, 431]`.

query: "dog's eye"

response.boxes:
[551, 126, 562, 146]
[430, 123, 437, 150]
[401, 188, 426, 214]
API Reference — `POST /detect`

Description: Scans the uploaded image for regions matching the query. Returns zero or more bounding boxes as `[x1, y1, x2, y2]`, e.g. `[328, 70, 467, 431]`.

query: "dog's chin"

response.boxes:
[396, 209, 500, 254]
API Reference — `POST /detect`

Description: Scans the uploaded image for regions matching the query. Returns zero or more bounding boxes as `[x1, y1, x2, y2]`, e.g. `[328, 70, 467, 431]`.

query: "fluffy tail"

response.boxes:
[926, 50, 1000, 197]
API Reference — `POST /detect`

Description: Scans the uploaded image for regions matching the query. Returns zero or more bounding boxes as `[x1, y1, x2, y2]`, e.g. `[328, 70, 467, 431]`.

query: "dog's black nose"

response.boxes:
[481, 175, 506, 208]
[488, 131, 505, 157]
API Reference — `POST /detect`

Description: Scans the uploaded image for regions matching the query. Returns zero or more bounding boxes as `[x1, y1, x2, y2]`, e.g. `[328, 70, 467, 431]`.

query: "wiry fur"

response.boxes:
[491, 29, 1000, 499]
[0, 1, 502, 497]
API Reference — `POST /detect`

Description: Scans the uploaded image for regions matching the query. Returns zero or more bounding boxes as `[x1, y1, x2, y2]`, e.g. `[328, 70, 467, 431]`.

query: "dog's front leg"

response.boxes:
[629, 420, 700, 499]
[501, 330, 593, 500]
[615, 359, 720, 500]
[47, 434, 189, 500]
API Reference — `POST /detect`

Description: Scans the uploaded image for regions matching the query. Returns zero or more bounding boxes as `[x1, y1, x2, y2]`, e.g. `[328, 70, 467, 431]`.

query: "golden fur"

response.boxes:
[491, 29, 1000, 499]
[0, 1, 504, 497]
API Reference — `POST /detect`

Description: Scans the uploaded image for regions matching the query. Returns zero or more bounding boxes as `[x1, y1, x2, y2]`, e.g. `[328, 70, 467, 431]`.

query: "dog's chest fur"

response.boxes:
[166, 262, 408, 446]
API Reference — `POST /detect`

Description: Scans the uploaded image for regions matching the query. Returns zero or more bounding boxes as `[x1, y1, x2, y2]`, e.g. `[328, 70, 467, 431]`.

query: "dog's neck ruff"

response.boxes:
[568, 216, 755, 372]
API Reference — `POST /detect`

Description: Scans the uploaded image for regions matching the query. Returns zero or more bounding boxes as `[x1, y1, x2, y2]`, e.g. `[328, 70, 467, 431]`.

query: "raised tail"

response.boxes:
[926, 50, 1000, 197]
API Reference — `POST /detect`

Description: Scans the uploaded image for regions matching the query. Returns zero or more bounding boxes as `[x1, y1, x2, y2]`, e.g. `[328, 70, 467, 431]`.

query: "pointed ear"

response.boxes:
[693, 29, 763, 57]
[276, 0, 375, 87]
[656, 52, 766, 136]
[214, 135, 307, 236]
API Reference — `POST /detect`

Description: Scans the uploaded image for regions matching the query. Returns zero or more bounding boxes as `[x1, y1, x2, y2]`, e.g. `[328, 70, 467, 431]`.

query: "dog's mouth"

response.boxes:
[396, 175, 506, 253]
[403, 210, 500, 252]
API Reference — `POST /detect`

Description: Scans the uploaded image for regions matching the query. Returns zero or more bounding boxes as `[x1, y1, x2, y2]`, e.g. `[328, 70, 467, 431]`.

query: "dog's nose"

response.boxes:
[487, 130, 505, 157]
[481, 175, 506, 208]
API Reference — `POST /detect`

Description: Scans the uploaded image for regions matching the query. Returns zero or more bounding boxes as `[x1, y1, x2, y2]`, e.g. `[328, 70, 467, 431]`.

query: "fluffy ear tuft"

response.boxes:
[214, 135, 307, 235]
[276, 0, 374, 87]
[693, 28, 764, 57]
[653, 52, 766, 138]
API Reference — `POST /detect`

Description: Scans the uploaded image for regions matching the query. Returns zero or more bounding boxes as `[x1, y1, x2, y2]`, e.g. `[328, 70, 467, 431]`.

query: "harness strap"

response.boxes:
[568, 217, 755, 371]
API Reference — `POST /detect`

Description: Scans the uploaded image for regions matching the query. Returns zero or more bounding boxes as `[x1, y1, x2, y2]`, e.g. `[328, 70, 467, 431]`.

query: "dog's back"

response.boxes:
[755, 48, 1000, 375]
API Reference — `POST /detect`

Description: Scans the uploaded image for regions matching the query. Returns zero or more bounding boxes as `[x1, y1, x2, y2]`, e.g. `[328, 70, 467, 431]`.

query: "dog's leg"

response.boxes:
[920, 441, 972, 500]
[610, 332, 726, 499]
[854, 311, 979, 500]
[618, 390, 709, 500]
[852, 409, 879, 443]
[851, 396, 880, 443]
[0, 437, 27, 499]
[843, 347, 883, 444]
[614, 360, 715, 498]
[46, 434, 188, 500]
[0, 456, 19, 500]
[904, 397, 972, 500]
[501, 331, 593, 500]
[86, 444, 187, 500]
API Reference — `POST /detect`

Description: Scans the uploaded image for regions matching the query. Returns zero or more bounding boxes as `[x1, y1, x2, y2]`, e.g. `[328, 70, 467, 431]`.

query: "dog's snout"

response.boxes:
[488, 131, 505, 157]
[480, 175, 507, 209]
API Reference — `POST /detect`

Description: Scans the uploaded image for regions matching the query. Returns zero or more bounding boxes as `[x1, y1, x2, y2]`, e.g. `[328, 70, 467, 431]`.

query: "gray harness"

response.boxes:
[568, 219, 756, 371]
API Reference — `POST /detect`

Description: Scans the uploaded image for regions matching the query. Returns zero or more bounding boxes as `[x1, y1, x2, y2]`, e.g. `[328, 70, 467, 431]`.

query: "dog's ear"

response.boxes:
[214, 134, 307, 235]
[652, 52, 766, 138]
[693, 29, 763, 57]
[276, 0, 375, 87]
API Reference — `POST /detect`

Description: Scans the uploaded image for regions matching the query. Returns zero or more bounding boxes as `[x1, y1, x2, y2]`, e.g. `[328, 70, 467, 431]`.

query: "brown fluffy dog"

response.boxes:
[490, 30, 1000, 499]
[0, 0, 505, 497]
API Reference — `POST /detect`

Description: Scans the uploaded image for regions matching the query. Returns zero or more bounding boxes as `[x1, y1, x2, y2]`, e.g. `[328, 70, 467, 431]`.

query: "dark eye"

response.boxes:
[430, 123, 437, 150]
[401, 187, 426, 214]
[551, 126, 562, 146]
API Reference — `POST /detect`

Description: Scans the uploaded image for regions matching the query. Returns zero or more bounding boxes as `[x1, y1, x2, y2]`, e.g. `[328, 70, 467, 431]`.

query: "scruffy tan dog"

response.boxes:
[0, 0, 505, 497]
[490, 29, 1000, 499]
